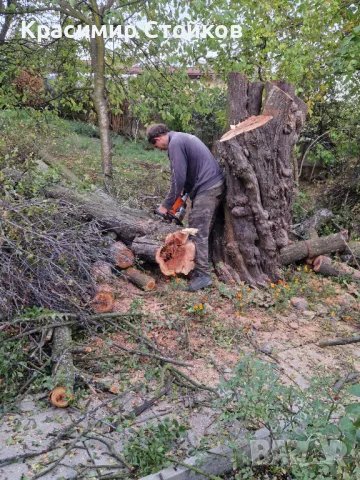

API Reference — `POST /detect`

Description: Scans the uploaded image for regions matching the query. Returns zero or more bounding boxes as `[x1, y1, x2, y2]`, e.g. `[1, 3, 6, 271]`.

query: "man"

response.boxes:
[147, 123, 225, 291]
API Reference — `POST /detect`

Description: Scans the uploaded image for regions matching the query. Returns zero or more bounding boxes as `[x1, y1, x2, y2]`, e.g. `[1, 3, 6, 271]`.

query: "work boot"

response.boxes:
[187, 271, 212, 292]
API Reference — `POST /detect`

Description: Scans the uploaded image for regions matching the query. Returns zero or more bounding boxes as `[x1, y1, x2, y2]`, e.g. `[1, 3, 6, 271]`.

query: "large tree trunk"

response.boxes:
[45, 185, 354, 285]
[212, 73, 308, 286]
[46, 184, 180, 259]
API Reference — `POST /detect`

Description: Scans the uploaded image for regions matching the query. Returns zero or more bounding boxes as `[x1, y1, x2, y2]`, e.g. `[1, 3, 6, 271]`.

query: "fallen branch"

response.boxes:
[108, 337, 191, 367]
[49, 325, 75, 407]
[319, 336, 360, 348]
[84, 434, 132, 470]
[109, 383, 172, 432]
[291, 209, 333, 239]
[170, 366, 220, 397]
[333, 373, 360, 392]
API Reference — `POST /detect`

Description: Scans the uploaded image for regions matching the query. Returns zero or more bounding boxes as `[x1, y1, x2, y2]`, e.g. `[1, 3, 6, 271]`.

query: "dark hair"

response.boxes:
[146, 124, 170, 144]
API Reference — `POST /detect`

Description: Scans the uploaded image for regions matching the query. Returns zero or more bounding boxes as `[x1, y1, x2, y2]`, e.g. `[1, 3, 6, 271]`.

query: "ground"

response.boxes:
[0, 112, 360, 479]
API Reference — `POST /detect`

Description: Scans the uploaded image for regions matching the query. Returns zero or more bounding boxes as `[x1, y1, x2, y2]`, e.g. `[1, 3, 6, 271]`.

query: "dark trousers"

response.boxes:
[188, 182, 225, 276]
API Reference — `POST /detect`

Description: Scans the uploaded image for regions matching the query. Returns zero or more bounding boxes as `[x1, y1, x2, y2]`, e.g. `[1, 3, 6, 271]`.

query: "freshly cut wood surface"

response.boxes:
[156, 229, 196, 276]
[49, 386, 72, 408]
[111, 240, 135, 268]
[220, 115, 273, 142]
[91, 291, 115, 313]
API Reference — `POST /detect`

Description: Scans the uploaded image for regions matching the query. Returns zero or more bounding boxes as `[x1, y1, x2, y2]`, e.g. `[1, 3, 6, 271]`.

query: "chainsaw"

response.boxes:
[154, 192, 188, 226]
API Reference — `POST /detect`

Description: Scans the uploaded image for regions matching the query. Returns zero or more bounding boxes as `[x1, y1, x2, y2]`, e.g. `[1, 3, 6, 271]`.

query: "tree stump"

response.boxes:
[212, 73, 308, 286]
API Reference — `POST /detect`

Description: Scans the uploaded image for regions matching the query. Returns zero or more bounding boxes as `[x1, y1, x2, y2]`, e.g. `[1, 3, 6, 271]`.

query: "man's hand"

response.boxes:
[157, 205, 168, 215]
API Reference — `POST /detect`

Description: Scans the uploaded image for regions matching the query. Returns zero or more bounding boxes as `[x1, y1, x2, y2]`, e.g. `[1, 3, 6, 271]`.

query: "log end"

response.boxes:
[156, 239, 195, 276]
[111, 241, 135, 269]
[49, 386, 73, 408]
[91, 291, 115, 313]
[91, 260, 113, 282]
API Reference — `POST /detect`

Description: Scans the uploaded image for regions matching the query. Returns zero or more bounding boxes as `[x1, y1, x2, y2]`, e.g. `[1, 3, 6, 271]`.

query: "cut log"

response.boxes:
[313, 255, 360, 281]
[313, 256, 340, 275]
[213, 74, 308, 285]
[49, 326, 75, 407]
[46, 185, 178, 245]
[91, 290, 115, 313]
[122, 267, 156, 291]
[91, 260, 113, 282]
[280, 232, 348, 266]
[45, 184, 178, 265]
[110, 240, 135, 268]
[155, 229, 196, 276]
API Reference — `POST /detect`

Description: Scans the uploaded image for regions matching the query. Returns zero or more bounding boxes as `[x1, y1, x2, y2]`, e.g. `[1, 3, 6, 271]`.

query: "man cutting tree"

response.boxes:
[147, 124, 225, 292]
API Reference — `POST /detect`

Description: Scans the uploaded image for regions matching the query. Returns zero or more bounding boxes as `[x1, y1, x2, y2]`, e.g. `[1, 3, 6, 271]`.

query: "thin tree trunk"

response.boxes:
[49, 326, 75, 407]
[89, 0, 113, 189]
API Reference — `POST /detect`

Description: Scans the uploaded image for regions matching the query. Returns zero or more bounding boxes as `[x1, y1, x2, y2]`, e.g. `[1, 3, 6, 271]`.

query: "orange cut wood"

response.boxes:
[110, 241, 135, 269]
[49, 386, 73, 408]
[220, 115, 273, 142]
[155, 229, 196, 276]
[90, 291, 115, 313]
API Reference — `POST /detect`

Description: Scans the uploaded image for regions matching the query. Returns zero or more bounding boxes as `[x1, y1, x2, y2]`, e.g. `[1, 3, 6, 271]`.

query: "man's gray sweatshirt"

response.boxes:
[162, 131, 224, 210]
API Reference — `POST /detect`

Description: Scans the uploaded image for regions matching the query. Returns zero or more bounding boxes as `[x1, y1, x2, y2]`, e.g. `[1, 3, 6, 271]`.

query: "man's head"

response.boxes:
[146, 124, 170, 150]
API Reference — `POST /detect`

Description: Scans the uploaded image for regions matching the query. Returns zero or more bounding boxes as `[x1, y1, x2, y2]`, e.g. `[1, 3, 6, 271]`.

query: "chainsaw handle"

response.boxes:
[154, 209, 183, 226]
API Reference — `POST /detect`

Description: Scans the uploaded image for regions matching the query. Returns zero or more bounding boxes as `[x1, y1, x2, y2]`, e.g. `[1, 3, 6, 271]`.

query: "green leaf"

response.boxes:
[345, 402, 360, 417]
[348, 384, 360, 397]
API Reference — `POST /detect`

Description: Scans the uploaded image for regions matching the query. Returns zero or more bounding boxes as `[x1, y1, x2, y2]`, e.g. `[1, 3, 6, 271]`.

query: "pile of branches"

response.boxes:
[0, 197, 109, 319]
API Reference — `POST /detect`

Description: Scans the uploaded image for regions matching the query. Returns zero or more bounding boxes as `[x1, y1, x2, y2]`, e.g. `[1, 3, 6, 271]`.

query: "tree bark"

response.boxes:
[213, 75, 308, 285]
[280, 232, 348, 265]
[312, 255, 360, 281]
[45, 184, 179, 256]
[122, 267, 156, 290]
[49, 326, 75, 407]
[89, 0, 113, 188]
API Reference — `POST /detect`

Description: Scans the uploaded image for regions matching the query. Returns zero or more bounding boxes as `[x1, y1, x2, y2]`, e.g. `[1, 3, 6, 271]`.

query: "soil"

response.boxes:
[1, 268, 359, 480]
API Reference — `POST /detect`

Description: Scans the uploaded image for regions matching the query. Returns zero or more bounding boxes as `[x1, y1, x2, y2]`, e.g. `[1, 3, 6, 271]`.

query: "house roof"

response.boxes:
[80, 60, 215, 78]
